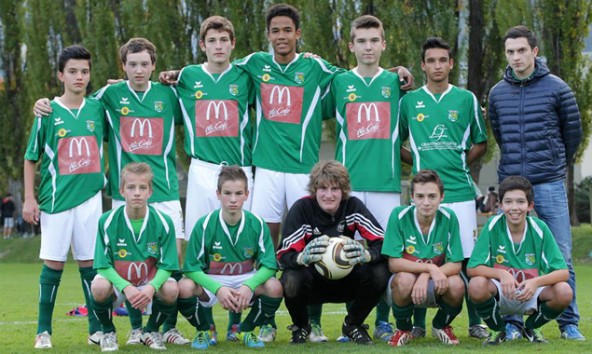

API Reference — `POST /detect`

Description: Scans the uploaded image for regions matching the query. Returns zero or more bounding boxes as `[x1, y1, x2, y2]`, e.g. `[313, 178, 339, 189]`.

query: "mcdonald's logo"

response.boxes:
[206, 101, 229, 120]
[127, 262, 149, 281]
[269, 86, 291, 106]
[68, 137, 91, 158]
[357, 103, 380, 123]
[130, 119, 153, 138]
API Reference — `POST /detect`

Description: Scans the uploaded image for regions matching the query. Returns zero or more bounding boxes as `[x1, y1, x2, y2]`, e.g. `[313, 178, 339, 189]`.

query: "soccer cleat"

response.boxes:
[35, 331, 52, 349]
[100, 332, 119, 352]
[336, 335, 351, 342]
[208, 324, 218, 345]
[561, 325, 586, 341]
[241, 331, 265, 348]
[141, 331, 166, 350]
[505, 322, 523, 340]
[290, 325, 310, 344]
[163, 328, 190, 345]
[309, 323, 328, 342]
[342, 322, 374, 345]
[524, 328, 548, 343]
[126, 328, 142, 345]
[191, 331, 210, 350]
[88, 331, 104, 345]
[468, 324, 489, 339]
[410, 326, 426, 338]
[432, 326, 459, 345]
[388, 329, 412, 347]
[258, 323, 277, 343]
[483, 330, 506, 346]
[226, 324, 240, 342]
[373, 321, 394, 341]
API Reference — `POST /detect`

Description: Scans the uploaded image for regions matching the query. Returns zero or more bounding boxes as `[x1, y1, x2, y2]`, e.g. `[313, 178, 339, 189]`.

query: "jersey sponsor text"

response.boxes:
[120, 117, 164, 155]
[57, 136, 101, 175]
[346, 102, 390, 140]
[195, 100, 239, 137]
[260, 83, 303, 124]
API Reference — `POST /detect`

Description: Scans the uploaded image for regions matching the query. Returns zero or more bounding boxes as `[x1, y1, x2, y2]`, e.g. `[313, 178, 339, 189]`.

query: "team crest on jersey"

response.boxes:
[243, 247, 255, 258]
[54, 117, 64, 126]
[120, 107, 130, 115]
[495, 254, 505, 264]
[146, 242, 158, 256]
[86, 120, 95, 132]
[415, 101, 425, 109]
[381, 86, 391, 98]
[118, 249, 128, 258]
[262, 73, 271, 82]
[154, 101, 163, 113]
[120, 97, 129, 105]
[294, 72, 304, 84]
[229, 84, 239, 96]
[195, 91, 204, 99]
[406, 245, 415, 255]
[433, 242, 443, 255]
[193, 81, 203, 89]
[57, 128, 68, 137]
[525, 253, 536, 266]
[447, 110, 458, 122]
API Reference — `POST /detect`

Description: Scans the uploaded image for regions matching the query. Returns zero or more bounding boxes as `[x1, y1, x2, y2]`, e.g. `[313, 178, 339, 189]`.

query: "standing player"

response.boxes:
[23, 45, 105, 349]
[382, 170, 465, 347]
[468, 176, 572, 345]
[177, 166, 282, 350]
[34, 38, 189, 345]
[324, 15, 404, 341]
[92, 162, 180, 351]
[398, 37, 488, 339]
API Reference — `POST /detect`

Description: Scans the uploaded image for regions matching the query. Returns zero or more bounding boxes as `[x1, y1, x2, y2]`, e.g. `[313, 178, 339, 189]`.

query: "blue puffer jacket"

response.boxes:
[488, 58, 582, 185]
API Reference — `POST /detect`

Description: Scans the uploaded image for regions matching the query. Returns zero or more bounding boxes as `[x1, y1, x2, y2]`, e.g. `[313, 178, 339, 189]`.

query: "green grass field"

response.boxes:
[1, 233, 591, 353]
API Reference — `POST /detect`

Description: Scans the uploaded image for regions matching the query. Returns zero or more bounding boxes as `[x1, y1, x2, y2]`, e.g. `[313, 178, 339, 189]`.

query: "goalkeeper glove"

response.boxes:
[296, 235, 330, 266]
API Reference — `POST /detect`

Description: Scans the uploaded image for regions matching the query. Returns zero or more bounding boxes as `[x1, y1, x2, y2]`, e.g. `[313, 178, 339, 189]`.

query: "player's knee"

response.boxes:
[178, 277, 197, 298]
[448, 275, 465, 298]
[553, 282, 573, 308]
[262, 277, 283, 298]
[91, 277, 112, 301]
[393, 272, 415, 292]
[280, 269, 302, 298]
[158, 280, 179, 304]
[468, 276, 489, 302]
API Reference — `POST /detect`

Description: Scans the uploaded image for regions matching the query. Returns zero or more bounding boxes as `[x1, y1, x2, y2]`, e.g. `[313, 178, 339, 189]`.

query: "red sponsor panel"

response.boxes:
[120, 117, 164, 155]
[114, 258, 158, 286]
[57, 136, 101, 175]
[493, 264, 538, 282]
[260, 83, 303, 124]
[402, 252, 445, 266]
[195, 100, 239, 137]
[346, 101, 391, 140]
[207, 259, 255, 275]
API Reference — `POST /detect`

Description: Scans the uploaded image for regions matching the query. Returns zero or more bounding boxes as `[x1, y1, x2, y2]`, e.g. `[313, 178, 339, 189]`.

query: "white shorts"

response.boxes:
[40, 192, 102, 261]
[113, 199, 185, 240]
[185, 158, 253, 240]
[350, 191, 400, 229]
[198, 271, 256, 308]
[3, 217, 14, 228]
[385, 273, 438, 308]
[251, 168, 309, 223]
[491, 279, 545, 315]
[441, 200, 477, 258]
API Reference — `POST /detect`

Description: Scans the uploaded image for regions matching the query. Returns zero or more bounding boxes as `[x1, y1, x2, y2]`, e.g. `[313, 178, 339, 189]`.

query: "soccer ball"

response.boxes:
[314, 237, 353, 280]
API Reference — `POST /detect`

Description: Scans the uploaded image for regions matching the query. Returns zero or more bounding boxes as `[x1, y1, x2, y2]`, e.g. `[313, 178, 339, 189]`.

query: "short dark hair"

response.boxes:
[307, 160, 351, 199]
[119, 38, 157, 65]
[503, 25, 537, 49]
[58, 45, 91, 73]
[411, 169, 444, 195]
[498, 176, 534, 204]
[217, 166, 248, 192]
[350, 15, 384, 41]
[200, 16, 235, 42]
[421, 37, 451, 62]
[266, 3, 300, 30]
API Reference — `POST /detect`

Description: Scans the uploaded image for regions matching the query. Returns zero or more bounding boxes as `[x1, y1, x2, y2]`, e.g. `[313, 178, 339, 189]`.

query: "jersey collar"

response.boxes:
[126, 80, 152, 103]
[54, 97, 86, 119]
[219, 209, 245, 246]
[202, 63, 233, 83]
[351, 67, 384, 87]
[123, 205, 150, 244]
[421, 84, 453, 103]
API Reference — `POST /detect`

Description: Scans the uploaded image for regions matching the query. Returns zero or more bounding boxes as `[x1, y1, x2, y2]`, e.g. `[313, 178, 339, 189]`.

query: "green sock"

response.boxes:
[308, 303, 322, 326]
[94, 298, 116, 333]
[203, 306, 215, 330]
[433, 300, 462, 329]
[79, 266, 101, 334]
[466, 291, 482, 326]
[392, 303, 414, 331]
[240, 295, 282, 332]
[37, 265, 62, 334]
[178, 297, 209, 330]
[375, 299, 390, 324]
[474, 296, 504, 331]
[162, 303, 178, 333]
[525, 301, 564, 330]
[145, 297, 175, 332]
[125, 300, 143, 329]
[228, 311, 242, 331]
[413, 307, 427, 329]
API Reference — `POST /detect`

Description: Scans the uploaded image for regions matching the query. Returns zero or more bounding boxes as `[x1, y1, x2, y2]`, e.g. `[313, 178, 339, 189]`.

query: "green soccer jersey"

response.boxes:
[235, 52, 344, 173]
[176, 64, 253, 166]
[94, 205, 179, 286]
[382, 205, 464, 266]
[184, 209, 277, 275]
[468, 215, 567, 281]
[327, 68, 403, 192]
[94, 81, 182, 202]
[24, 98, 106, 213]
[399, 84, 487, 202]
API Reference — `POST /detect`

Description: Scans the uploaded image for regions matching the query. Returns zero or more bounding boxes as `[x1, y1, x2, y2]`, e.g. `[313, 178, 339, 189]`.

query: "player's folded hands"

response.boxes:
[297, 235, 330, 266]
[342, 239, 371, 265]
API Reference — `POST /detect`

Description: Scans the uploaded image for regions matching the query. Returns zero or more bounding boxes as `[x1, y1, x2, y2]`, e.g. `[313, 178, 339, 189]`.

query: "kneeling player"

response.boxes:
[382, 170, 465, 346]
[92, 163, 180, 351]
[177, 166, 282, 349]
[468, 176, 572, 345]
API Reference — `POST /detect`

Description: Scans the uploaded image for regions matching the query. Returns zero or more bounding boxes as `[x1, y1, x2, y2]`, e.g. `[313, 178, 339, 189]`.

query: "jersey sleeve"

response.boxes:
[444, 209, 464, 263]
[381, 207, 405, 258]
[93, 213, 115, 270]
[24, 116, 45, 162]
[254, 215, 279, 271]
[157, 213, 180, 272]
[538, 220, 568, 274]
[277, 199, 312, 268]
[313, 57, 345, 91]
[469, 91, 487, 144]
[183, 218, 208, 273]
[467, 219, 494, 268]
[398, 95, 410, 143]
[347, 197, 384, 262]
[169, 86, 184, 126]
[322, 78, 337, 120]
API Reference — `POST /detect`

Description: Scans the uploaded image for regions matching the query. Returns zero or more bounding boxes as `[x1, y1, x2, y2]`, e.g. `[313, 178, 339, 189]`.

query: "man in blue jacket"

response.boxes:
[488, 25, 584, 341]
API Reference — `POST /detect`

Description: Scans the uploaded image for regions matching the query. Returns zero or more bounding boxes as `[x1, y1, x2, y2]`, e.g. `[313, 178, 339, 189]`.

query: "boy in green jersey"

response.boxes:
[467, 176, 572, 345]
[177, 166, 283, 350]
[92, 162, 180, 351]
[399, 37, 488, 339]
[382, 170, 465, 347]
[23, 45, 105, 349]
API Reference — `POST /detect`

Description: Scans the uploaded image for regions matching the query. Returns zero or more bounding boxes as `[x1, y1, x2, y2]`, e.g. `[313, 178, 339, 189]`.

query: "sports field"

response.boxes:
[1, 236, 590, 353]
